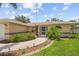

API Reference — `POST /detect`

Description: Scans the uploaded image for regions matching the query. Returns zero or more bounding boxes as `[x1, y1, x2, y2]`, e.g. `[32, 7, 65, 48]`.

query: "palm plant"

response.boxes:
[46, 26, 61, 40]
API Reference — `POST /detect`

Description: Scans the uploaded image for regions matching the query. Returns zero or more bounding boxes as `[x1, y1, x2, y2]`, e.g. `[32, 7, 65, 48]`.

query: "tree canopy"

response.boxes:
[46, 18, 64, 22]
[15, 15, 31, 23]
[0, 3, 17, 9]
[69, 20, 77, 22]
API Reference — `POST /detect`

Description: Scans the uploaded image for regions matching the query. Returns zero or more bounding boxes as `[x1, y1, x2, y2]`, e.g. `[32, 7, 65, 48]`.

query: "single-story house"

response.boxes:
[0, 19, 79, 41]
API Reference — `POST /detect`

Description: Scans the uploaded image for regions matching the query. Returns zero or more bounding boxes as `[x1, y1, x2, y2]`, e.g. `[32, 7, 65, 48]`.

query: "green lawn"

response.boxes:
[33, 39, 79, 56]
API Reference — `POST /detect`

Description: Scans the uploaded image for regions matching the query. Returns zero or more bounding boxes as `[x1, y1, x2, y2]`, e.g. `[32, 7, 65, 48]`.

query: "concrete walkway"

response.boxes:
[0, 37, 47, 52]
[23, 40, 54, 56]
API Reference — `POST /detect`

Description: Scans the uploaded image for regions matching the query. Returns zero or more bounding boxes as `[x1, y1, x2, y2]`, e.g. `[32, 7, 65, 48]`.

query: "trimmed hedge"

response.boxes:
[70, 33, 79, 39]
[9, 33, 36, 42]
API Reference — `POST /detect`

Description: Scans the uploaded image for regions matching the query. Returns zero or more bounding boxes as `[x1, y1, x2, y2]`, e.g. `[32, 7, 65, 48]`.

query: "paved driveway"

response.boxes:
[0, 37, 47, 52]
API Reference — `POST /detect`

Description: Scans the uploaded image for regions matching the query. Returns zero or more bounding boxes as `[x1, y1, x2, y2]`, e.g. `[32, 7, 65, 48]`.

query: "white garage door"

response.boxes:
[0, 24, 5, 41]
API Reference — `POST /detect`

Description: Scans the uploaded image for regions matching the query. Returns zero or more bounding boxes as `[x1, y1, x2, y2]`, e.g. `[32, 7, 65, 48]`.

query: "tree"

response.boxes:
[77, 19, 79, 22]
[51, 18, 64, 21]
[46, 19, 50, 22]
[46, 18, 64, 22]
[0, 3, 17, 9]
[69, 20, 76, 22]
[15, 15, 30, 23]
[46, 26, 61, 41]
[50, 18, 60, 21]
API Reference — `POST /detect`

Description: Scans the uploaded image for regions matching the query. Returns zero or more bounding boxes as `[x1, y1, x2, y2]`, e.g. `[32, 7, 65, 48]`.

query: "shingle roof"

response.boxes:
[0, 19, 28, 26]
[26, 21, 79, 26]
[0, 19, 79, 26]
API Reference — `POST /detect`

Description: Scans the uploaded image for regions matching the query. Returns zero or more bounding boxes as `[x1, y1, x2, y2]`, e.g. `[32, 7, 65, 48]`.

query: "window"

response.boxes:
[40, 26, 47, 35]
[41, 27, 46, 31]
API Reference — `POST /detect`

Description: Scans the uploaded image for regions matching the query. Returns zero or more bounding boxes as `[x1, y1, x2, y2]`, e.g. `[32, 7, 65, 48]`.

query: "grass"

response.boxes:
[33, 39, 79, 56]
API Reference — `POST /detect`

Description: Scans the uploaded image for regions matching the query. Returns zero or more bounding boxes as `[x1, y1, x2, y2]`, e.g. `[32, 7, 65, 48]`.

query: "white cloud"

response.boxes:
[38, 3, 42, 8]
[52, 7, 56, 11]
[30, 15, 33, 18]
[44, 15, 48, 18]
[19, 13, 31, 17]
[5, 11, 9, 14]
[50, 14, 54, 17]
[63, 3, 72, 11]
[19, 7, 22, 10]
[22, 3, 43, 10]
[70, 16, 79, 21]
[5, 4, 9, 8]
[22, 3, 37, 13]
[22, 3, 43, 13]
[12, 11, 16, 14]
[71, 16, 79, 20]
[63, 6, 68, 10]
[58, 12, 64, 16]
[37, 3, 43, 10]
[18, 11, 21, 13]
[1, 4, 9, 8]
[22, 3, 36, 9]
[64, 3, 72, 6]
[10, 16, 15, 19]
[32, 9, 39, 13]
[71, 18, 75, 20]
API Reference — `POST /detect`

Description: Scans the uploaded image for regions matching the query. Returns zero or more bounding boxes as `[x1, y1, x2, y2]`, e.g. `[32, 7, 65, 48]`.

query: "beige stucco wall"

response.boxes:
[38, 24, 72, 33]
[5, 23, 32, 39]
[48, 24, 72, 33]
[8, 23, 31, 33]
[60, 24, 72, 33]
[0, 22, 73, 39]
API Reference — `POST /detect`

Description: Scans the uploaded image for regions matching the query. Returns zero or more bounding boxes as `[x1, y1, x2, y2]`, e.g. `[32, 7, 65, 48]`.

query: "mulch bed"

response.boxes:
[0, 39, 51, 56]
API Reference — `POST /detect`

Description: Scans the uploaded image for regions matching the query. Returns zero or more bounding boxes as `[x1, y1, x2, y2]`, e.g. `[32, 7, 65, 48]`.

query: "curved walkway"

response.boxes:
[0, 37, 48, 52]
[23, 40, 54, 56]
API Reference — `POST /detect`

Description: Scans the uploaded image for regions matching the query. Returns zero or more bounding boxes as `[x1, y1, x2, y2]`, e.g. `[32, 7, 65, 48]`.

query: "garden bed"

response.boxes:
[0, 39, 51, 56]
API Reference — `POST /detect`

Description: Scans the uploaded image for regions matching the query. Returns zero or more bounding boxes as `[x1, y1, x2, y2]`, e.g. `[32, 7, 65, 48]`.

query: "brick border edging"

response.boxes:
[22, 40, 54, 56]
[0, 39, 53, 56]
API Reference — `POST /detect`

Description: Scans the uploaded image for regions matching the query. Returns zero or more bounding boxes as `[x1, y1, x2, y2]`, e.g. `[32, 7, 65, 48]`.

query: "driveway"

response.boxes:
[0, 37, 48, 52]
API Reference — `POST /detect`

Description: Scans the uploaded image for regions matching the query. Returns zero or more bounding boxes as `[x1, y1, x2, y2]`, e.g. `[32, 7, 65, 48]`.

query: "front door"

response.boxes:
[39, 26, 47, 37]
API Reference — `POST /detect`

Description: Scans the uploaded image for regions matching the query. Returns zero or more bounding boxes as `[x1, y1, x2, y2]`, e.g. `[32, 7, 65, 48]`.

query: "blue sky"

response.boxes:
[0, 3, 79, 22]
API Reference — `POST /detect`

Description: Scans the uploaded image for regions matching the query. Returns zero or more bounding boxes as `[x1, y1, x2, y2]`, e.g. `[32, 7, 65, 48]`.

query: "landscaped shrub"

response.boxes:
[46, 26, 61, 41]
[9, 33, 36, 42]
[70, 33, 79, 39]
[60, 32, 72, 38]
